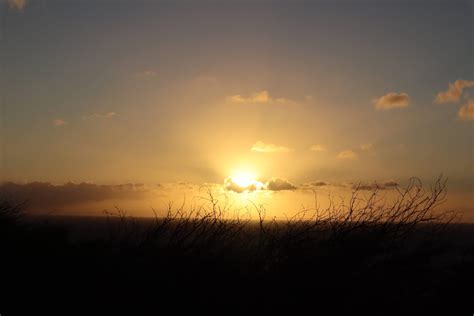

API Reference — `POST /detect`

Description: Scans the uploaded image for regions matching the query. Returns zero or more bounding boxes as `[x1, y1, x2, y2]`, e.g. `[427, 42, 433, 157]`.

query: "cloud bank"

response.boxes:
[0, 182, 154, 211]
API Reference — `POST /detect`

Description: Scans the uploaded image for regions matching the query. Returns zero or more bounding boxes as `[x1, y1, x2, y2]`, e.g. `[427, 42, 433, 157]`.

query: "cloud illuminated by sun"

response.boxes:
[224, 170, 264, 193]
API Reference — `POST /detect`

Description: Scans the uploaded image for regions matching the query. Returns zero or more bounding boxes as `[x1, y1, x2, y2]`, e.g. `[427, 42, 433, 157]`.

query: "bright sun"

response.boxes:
[232, 171, 258, 187]
[227, 170, 264, 191]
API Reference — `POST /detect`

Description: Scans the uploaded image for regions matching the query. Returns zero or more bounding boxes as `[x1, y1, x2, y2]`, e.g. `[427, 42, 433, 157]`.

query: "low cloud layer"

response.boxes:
[307, 181, 330, 187]
[373, 92, 410, 110]
[435, 80, 474, 104]
[0, 182, 154, 211]
[352, 180, 399, 191]
[458, 100, 474, 121]
[226, 90, 296, 106]
[265, 178, 297, 191]
[251, 141, 292, 153]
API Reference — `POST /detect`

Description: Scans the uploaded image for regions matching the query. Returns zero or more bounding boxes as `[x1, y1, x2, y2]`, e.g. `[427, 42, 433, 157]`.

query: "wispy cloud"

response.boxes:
[360, 143, 373, 151]
[7, 0, 27, 11]
[251, 141, 292, 153]
[135, 70, 157, 78]
[309, 144, 327, 152]
[373, 92, 410, 110]
[458, 99, 474, 121]
[52, 119, 67, 127]
[226, 90, 297, 106]
[435, 79, 474, 104]
[83, 112, 117, 121]
[336, 150, 357, 160]
[191, 75, 218, 86]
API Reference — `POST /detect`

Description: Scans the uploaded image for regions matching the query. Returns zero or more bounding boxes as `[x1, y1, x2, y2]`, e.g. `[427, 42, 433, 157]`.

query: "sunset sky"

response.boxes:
[1, 0, 473, 219]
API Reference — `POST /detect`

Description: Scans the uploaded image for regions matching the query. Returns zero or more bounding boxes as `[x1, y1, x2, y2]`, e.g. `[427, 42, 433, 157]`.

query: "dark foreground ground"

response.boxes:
[2, 208, 474, 315]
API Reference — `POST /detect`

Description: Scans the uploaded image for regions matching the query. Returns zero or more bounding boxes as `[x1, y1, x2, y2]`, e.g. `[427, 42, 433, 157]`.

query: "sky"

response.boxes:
[1, 0, 473, 219]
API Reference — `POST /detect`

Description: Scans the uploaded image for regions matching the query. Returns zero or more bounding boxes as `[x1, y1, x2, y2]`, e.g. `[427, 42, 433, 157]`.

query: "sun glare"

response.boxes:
[226, 169, 264, 192]
[232, 171, 258, 187]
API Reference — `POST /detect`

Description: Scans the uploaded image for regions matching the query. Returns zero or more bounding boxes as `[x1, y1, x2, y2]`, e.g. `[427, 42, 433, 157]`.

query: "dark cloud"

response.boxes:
[265, 178, 297, 191]
[0, 182, 154, 211]
[352, 181, 399, 191]
[310, 181, 329, 187]
[355, 183, 384, 191]
[383, 180, 399, 188]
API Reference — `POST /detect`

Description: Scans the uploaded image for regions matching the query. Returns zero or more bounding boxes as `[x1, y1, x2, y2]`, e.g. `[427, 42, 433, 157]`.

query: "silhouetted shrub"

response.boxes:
[1, 176, 472, 314]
